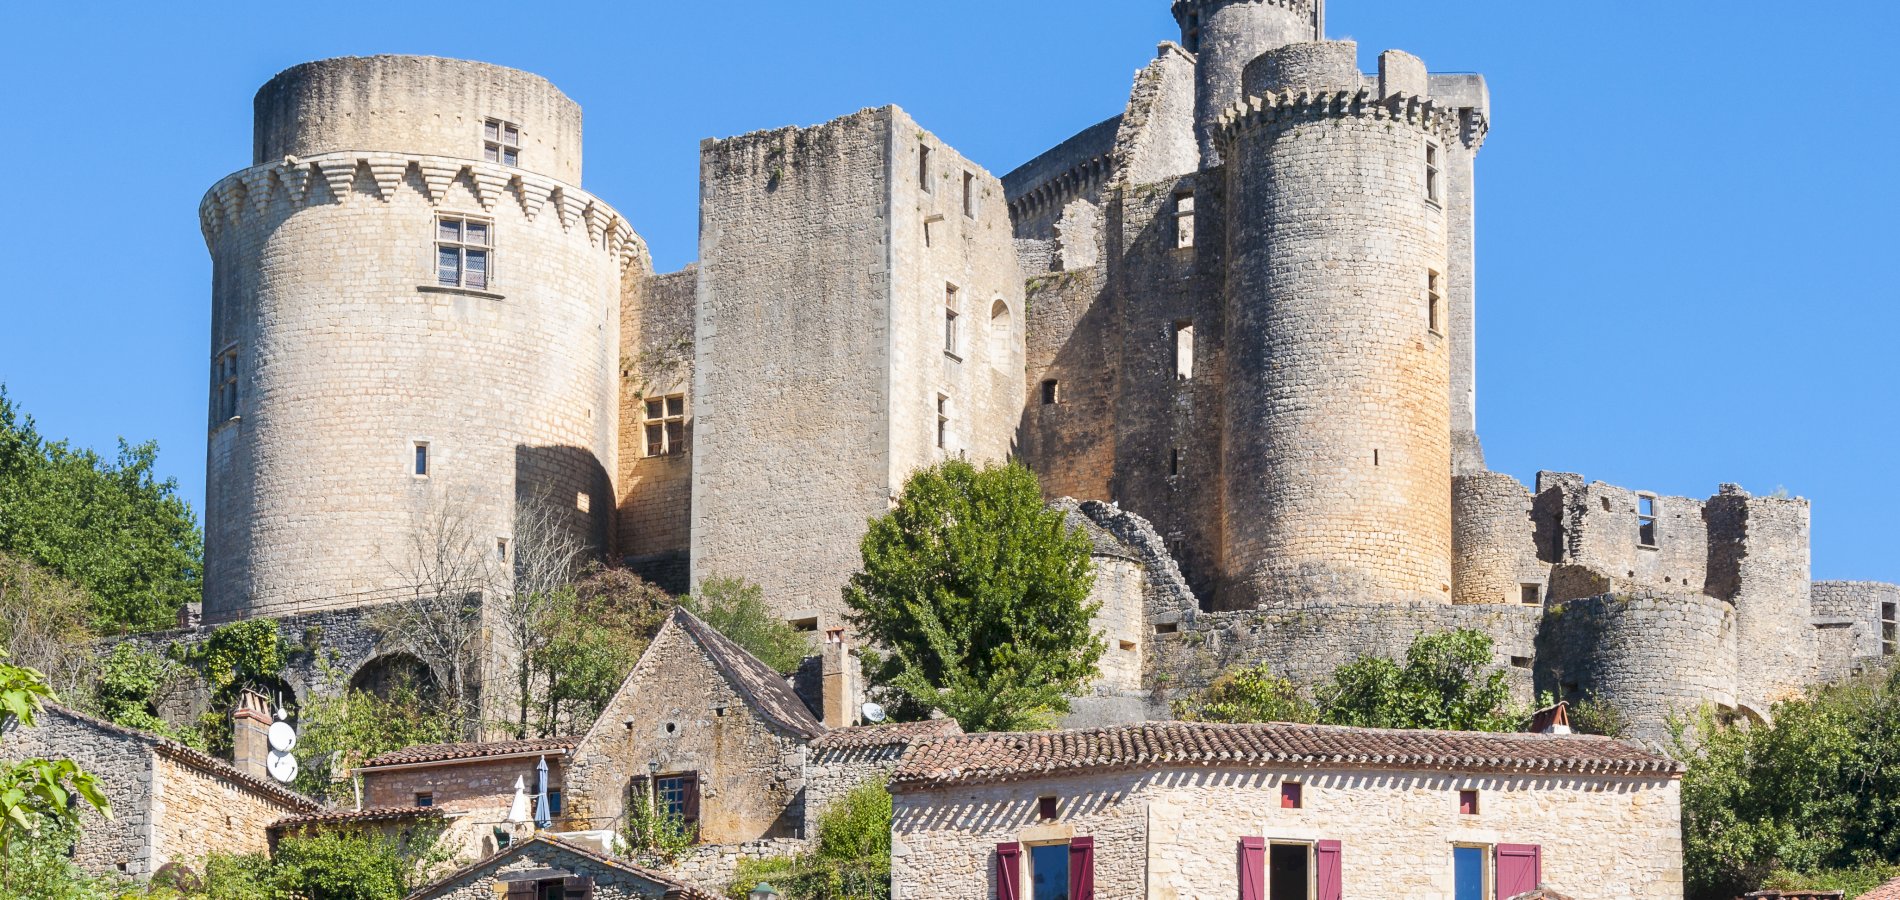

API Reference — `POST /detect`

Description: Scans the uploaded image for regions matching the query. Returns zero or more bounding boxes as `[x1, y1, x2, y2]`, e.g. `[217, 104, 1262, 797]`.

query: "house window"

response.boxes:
[1638, 495, 1659, 547]
[1426, 141, 1443, 204]
[1037, 796, 1058, 821]
[1882, 602, 1896, 656]
[963, 172, 978, 219]
[1280, 782, 1303, 809]
[547, 789, 563, 817]
[936, 394, 950, 450]
[483, 118, 520, 167]
[1173, 191, 1196, 249]
[1427, 270, 1444, 335]
[945, 284, 961, 356]
[1029, 843, 1070, 900]
[1041, 380, 1060, 405]
[644, 394, 687, 457]
[1521, 584, 1541, 605]
[919, 145, 933, 193]
[1270, 843, 1312, 900]
[1459, 789, 1480, 815]
[414, 792, 433, 808]
[496, 539, 509, 561]
[435, 215, 492, 289]
[656, 773, 699, 826]
[413, 443, 430, 477]
[213, 346, 240, 422]
[1174, 321, 1195, 380]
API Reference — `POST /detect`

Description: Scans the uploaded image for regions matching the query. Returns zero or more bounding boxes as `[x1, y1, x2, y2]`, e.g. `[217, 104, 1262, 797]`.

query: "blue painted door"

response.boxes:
[1454, 846, 1485, 900]
[1031, 844, 1071, 900]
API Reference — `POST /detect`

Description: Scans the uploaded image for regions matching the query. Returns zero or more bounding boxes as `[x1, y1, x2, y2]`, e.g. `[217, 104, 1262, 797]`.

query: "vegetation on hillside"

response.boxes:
[844, 460, 1101, 732]
[729, 778, 893, 900]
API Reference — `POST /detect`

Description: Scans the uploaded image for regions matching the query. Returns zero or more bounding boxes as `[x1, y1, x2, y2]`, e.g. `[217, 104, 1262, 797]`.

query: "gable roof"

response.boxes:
[667, 606, 825, 740]
[891, 721, 1683, 790]
[37, 705, 322, 811]
[404, 833, 715, 900]
[270, 805, 443, 834]
[360, 736, 577, 769]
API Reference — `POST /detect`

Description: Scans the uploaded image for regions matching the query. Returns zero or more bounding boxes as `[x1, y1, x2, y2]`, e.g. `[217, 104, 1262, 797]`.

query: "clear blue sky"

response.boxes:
[1, 1, 1894, 582]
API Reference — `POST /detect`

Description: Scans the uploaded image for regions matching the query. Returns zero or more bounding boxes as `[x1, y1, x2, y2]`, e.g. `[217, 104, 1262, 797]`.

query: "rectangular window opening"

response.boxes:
[1426, 141, 1443, 204]
[435, 215, 493, 290]
[1269, 843, 1312, 900]
[1427, 270, 1444, 335]
[484, 118, 521, 167]
[643, 393, 688, 457]
[1638, 495, 1659, 547]
[1041, 379, 1061, 406]
[936, 394, 950, 450]
[1459, 789, 1481, 815]
[1174, 191, 1196, 249]
[414, 792, 433, 808]
[1520, 584, 1542, 605]
[1119, 639, 1138, 652]
[1510, 656, 1533, 669]
[1154, 622, 1178, 636]
[213, 347, 240, 422]
[1028, 843, 1069, 900]
[789, 617, 818, 632]
[413, 443, 429, 477]
[944, 283, 961, 357]
[1882, 602, 1896, 656]
[576, 491, 591, 514]
[496, 539, 509, 561]
[1037, 796, 1058, 821]
[1280, 782, 1303, 810]
[963, 171, 977, 219]
[1174, 321, 1195, 380]
[919, 145, 932, 193]
[1170, 448, 1180, 477]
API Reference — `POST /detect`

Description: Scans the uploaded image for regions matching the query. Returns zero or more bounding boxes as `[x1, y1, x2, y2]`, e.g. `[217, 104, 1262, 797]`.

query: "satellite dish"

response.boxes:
[266, 749, 299, 783]
[861, 702, 887, 723]
[268, 721, 298, 753]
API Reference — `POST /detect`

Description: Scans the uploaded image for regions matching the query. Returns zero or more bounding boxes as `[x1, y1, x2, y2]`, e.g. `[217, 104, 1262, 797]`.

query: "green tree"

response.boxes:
[0, 388, 202, 633]
[729, 778, 893, 900]
[844, 460, 1101, 732]
[534, 566, 671, 736]
[291, 682, 459, 803]
[1317, 629, 1519, 732]
[1172, 662, 1318, 725]
[687, 577, 809, 675]
[0, 651, 112, 895]
[90, 643, 201, 747]
[0, 819, 120, 900]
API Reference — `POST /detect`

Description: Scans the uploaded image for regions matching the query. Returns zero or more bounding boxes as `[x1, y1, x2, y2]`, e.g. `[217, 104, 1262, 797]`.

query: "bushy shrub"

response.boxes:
[687, 577, 809, 675]
[729, 778, 892, 900]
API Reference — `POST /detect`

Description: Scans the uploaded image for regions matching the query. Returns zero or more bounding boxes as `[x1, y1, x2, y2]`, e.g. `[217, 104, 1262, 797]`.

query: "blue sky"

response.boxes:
[1, 1, 1894, 582]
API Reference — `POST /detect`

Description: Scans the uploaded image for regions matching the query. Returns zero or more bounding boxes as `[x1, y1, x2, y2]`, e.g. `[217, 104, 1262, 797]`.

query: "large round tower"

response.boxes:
[200, 56, 644, 622]
[1173, 0, 1325, 167]
[1217, 42, 1454, 607]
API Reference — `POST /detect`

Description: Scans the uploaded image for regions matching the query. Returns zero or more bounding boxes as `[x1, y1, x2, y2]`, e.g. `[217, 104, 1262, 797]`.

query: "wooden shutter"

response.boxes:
[1068, 836, 1095, 900]
[504, 882, 535, 900]
[682, 772, 702, 832]
[996, 842, 1022, 900]
[1496, 844, 1542, 899]
[1315, 840, 1342, 900]
[564, 876, 595, 900]
[1238, 837, 1266, 900]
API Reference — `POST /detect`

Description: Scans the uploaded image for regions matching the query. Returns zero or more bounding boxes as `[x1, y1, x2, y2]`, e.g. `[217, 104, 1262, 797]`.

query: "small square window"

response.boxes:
[1281, 782, 1303, 809]
[415, 792, 433, 808]
[1459, 789, 1479, 815]
[643, 393, 688, 457]
[576, 492, 591, 514]
[1038, 796, 1058, 820]
[1041, 380, 1060, 406]
[484, 118, 521, 168]
[413, 443, 429, 477]
[1520, 584, 1541, 605]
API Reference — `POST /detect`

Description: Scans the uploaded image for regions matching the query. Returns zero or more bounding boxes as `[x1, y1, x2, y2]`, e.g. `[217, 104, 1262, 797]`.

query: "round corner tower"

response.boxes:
[1173, 0, 1325, 167]
[1217, 40, 1455, 607]
[201, 55, 644, 623]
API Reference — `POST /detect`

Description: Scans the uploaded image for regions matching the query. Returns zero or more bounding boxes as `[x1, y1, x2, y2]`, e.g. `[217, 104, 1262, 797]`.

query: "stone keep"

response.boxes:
[200, 56, 643, 622]
[1173, 0, 1326, 167]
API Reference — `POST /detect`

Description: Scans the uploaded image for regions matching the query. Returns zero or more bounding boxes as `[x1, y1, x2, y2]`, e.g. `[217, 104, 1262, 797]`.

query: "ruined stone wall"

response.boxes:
[563, 627, 806, 843]
[1540, 476, 1709, 599]
[1003, 117, 1119, 243]
[204, 67, 634, 621]
[802, 743, 907, 838]
[1536, 594, 1740, 748]
[1707, 488, 1815, 706]
[253, 56, 584, 185]
[1174, 0, 1324, 166]
[1020, 268, 1116, 503]
[1054, 502, 1153, 726]
[892, 764, 1682, 900]
[1217, 45, 1454, 607]
[619, 265, 697, 593]
[1812, 581, 1899, 671]
[149, 752, 309, 871]
[1, 710, 155, 878]
[1453, 472, 1549, 606]
[1114, 44, 1202, 188]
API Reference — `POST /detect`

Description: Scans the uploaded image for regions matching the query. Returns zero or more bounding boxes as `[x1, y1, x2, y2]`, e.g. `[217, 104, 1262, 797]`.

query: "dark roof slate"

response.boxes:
[891, 721, 1684, 790]
[360, 736, 577, 769]
[810, 718, 962, 751]
[672, 606, 824, 740]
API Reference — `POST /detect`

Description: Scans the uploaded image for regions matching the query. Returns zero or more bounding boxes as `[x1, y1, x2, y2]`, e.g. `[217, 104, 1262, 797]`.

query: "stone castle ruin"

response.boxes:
[193, 1, 1897, 744]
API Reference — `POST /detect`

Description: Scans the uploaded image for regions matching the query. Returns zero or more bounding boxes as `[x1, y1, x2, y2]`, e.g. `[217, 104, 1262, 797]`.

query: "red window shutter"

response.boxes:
[682, 773, 702, 827]
[1315, 840, 1342, 900]
[1069, 836, 1095, 900]
[1496, 844, 1542, 899]
[1238, 837, 1266, 900]
[997, 842, 1022, 900]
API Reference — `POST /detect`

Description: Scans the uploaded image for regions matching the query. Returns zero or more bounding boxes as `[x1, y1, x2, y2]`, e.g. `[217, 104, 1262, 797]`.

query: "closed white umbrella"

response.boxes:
[506, 775, 530, 824]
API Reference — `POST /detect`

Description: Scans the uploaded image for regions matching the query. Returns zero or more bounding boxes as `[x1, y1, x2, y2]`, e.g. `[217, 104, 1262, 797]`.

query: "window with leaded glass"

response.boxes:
[436, 216, 492, 290]
[484, 118, 521, 167]
[643, 394, 686, 457]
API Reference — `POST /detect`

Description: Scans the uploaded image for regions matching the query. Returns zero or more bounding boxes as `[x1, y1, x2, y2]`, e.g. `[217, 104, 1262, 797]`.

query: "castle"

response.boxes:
[193, 0, 1897, 744]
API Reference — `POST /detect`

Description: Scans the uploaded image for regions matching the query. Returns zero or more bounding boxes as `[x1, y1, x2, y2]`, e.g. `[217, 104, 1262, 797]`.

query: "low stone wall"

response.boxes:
[661, 837, 810, 892]
[150, 752, 308, 871]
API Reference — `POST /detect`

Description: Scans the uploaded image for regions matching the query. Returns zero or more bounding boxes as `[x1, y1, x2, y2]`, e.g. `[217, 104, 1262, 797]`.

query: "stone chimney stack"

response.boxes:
[820, 629, 861, 729]
[232, 689, 273, 781]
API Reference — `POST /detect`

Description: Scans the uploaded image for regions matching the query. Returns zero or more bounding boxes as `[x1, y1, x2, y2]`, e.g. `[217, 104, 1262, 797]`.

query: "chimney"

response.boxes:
[820, 631, 861, 729]
[232, 689, 273, 780]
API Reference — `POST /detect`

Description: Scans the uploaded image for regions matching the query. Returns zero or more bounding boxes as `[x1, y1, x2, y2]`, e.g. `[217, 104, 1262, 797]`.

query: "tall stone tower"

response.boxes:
[1174, 0, 1325, 167]
[199, 56, 643, 622]
[1217, 42, 1455, 606]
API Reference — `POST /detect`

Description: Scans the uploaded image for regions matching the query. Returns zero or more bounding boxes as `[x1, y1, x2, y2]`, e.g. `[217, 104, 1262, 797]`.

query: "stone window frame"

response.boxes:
[962, 171, 979, 220]
[1023, 839, 1073, 898]
[1520, 583, 1542, 606]
[919, 144, 934, 194]
[435, 214, 494, 291]
[1452, 843, 1494, 900]
[643, 393, 687, 458]
[944, 283, 962, 360]
[1174, 320, 1196, 380]
[1041, 380, 1061, 406]
[1637, 494, 1660, 548]
[1425, 140, 1444, 206]
[1881, 601, 1896, 656]
[1459, 789, 1480, 815]
[989, 299, 1013, 369]
[484, 118, 521, 167]
[936, 393, 952, 452]
[1426, 270, 1445, 336]
[212, 343, 240, 426]
[412, 441, 431, 479]
[1173, 190, 1196, 250]
[1267, 840, 1318, 898]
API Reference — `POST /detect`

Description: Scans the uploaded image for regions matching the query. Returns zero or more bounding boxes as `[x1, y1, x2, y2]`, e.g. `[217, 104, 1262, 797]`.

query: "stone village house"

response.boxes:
[887, 721, 1685, 900]
[405, 834, 715, 900]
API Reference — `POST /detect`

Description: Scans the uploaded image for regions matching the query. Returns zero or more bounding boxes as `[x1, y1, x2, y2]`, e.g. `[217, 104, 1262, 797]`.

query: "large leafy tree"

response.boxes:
[1317, 629, 1519, 732]
[1173, 662, 1318, 725]
[0, 387, 202, 633]
[844, 460, 1101, 732]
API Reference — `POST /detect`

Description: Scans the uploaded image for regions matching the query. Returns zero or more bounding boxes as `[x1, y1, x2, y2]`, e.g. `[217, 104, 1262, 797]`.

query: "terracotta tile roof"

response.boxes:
[673, 606, 825, 740]
[270, 806, 442, 832]
[405, 833, 717, 900]
[1859, 878, 1900, 900]
[42, 705, 323, 812]
[360, 736, 577, 769]
[891, 721, 1684, 790]
[810, 718, 963, 751]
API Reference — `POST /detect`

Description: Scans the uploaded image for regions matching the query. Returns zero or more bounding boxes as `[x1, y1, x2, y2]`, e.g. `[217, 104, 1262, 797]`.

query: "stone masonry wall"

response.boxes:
[1453, 471, 1550, 606]
[1812, 581, 1899, 673]
[618, 265, 697, 593]
[417, 842, 677, 900]
[1177, 0, 1323, 166]
[1536, 593, 1741, 749]
[0, 710, 155, 878]
[1020, 267, 1116, 504]
[1708, 488, 1816, 708]
[892, 764, 1682, 900]
[149, 752, 309, 871]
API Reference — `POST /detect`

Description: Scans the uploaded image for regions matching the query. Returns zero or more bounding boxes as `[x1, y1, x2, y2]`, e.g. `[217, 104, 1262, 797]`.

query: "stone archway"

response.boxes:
[348, 652, 442, 702]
